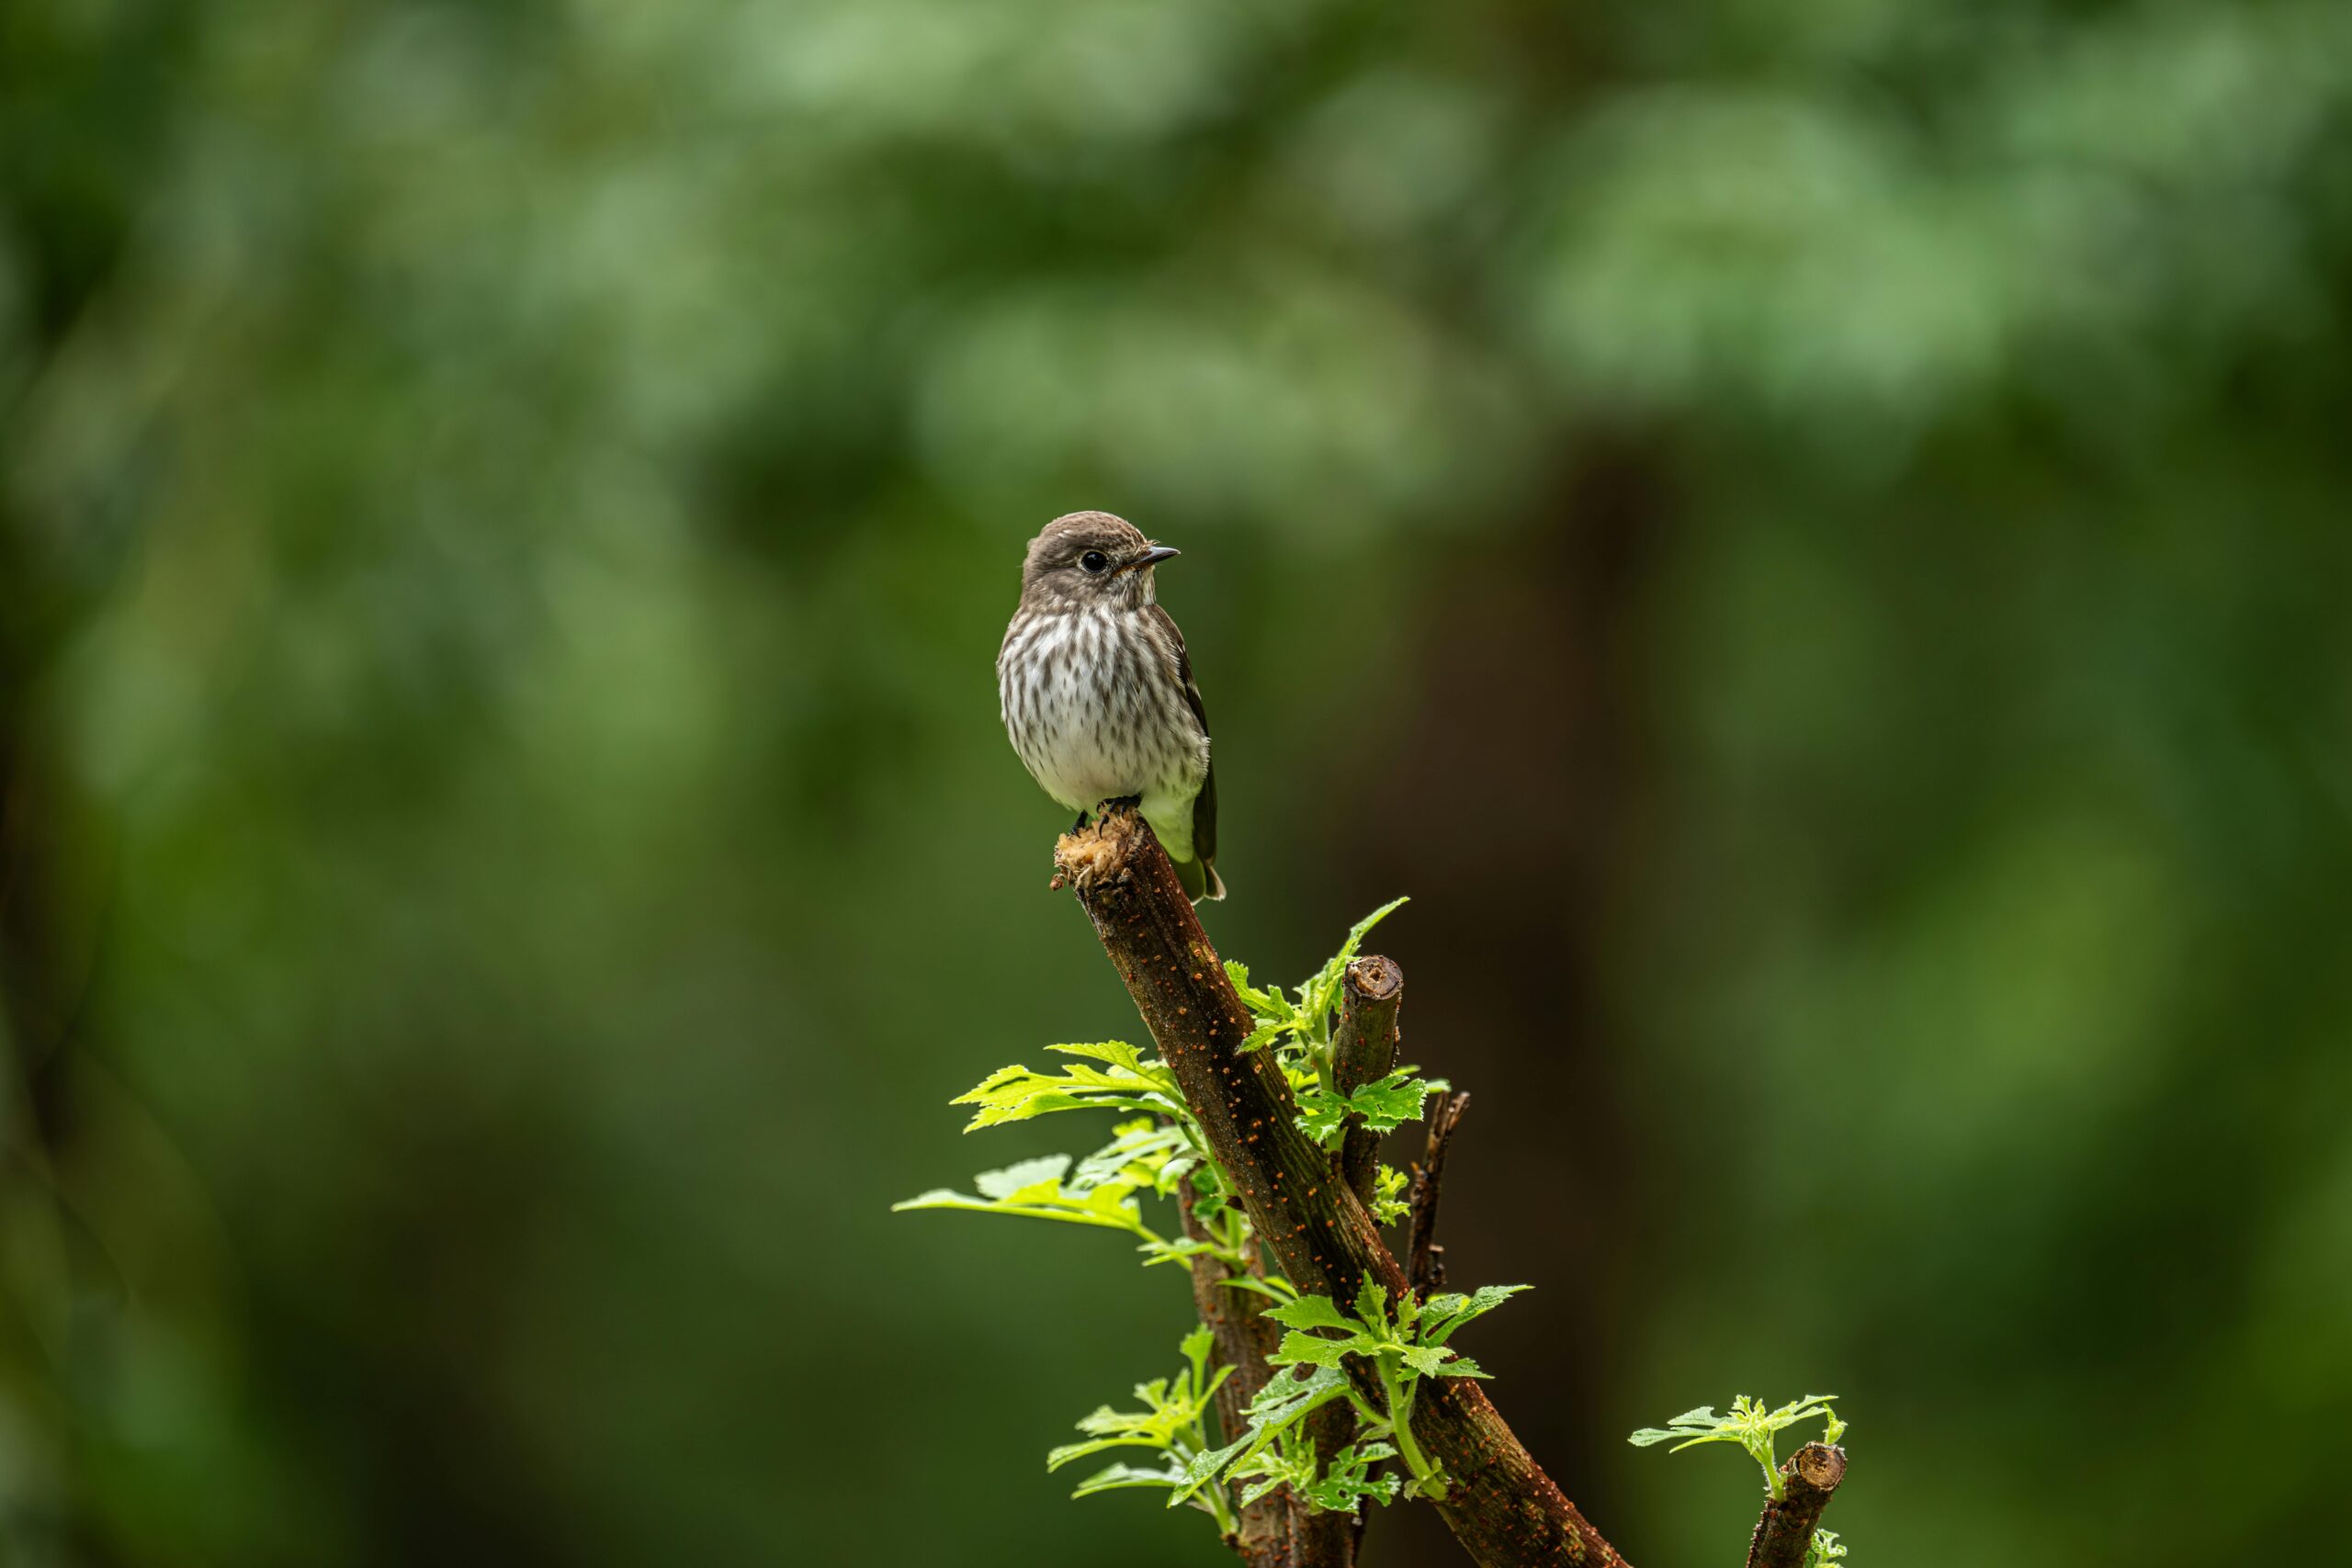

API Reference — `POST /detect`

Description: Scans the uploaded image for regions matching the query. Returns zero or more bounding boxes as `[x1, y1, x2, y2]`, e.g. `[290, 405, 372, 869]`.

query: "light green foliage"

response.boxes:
[1224, 897, 1408, 1059]
[1629, 1394, 1846, 1500]
[1807, 1528, 1849, 1566]
[900, 898, 1516, 1534]
[949, 1043, 1183, 1129]
[1191, 1278, 1532, 1504]
[1047, 1327, 1240, 1535]
[1223, 900, 1448, 1150]
[1230, 1427, 1401, 1514]
[1294, 1066, 1447, 1149]
[893, 1114, 1229, 1267]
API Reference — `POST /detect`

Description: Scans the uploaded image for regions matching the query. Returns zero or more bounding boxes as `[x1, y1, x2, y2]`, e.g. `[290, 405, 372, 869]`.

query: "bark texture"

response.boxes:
[1054, 810, 1630, 1568]
[1744, 1443, 1846, 1568]
[1330, 955, 1403, 1205]
[1407, 1092, 1471, 1296]
[1294, 953, 1405, 1568]
[1180, 1185, 1291, 1565]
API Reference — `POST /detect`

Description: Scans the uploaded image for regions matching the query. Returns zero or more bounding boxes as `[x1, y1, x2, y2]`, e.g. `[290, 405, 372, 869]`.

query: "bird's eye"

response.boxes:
[1080, 550, 1109, 573]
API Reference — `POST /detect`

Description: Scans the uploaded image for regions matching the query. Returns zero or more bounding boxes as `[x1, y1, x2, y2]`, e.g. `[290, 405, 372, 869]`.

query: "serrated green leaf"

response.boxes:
[891, 1190, 1147, 1231]
[1165, 1434, 1252, 1506]
[1294, 1067, 1447, 1148]
[1419, 1283, 1532, 1346]
[949, 1050, 1179, 1131]
[1047, 1434, 1159, 1471]
[1262, 1294, 1357, 1334]
[1399, 1344, 1456, 1377]
[1268, 1330, 1360, 1370]
[1043, 1041, 1149, 1071]
[1070, 1461, 1183, 1498]
[1216, 1275, 1297, 1303]
[973, 1154, 1071, 1199]
[1303, 897, 1410, 1017]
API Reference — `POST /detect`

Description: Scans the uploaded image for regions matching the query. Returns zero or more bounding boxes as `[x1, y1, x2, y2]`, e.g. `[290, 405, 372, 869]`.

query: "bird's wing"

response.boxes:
[1150, 604, 1217, 886]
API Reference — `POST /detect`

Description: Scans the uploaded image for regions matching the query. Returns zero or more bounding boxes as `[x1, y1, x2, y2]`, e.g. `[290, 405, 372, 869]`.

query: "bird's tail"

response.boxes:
[1173, 854, 1227, 904]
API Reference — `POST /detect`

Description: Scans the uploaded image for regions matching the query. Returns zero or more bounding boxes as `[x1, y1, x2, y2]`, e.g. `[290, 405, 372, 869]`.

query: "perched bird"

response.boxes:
[999, 511, 1224, 902]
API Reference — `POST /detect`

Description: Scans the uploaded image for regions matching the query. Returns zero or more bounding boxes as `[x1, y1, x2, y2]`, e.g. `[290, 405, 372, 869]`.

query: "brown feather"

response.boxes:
[1149, 603, 1223, 899]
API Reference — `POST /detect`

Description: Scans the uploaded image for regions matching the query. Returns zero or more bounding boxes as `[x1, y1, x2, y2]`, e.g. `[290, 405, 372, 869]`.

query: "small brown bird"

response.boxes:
[998, 511, 1224, 901]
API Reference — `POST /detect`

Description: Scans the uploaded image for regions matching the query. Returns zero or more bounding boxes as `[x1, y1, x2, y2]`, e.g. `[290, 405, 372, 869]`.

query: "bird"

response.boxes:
[998, 511, 1224, 902]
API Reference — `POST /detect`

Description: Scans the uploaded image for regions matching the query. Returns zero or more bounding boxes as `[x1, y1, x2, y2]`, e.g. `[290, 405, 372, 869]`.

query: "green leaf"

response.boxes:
[1302, 897, 1410, 1018]
[1168, 1366, 1351, 1506]
[1047, 1434, 1164, 1471]
[889, 1190, 1147, 1233]
[1269, 1330, 1360, 1370]
[1070, 1461, 1184, 1498]
[1398, 1344, 1457, 1378]
[974, 1155, 1072, 1199]
[1294, 1067, 1447, 1148]
[1353, 1277, 1391, 1334]
[1625, 1393, 1844, 1498]
[1216, 1275, 1298, 1303]
[1419, 1283, 1532, 1346]
[949, 1049, 1179, 1130]
[1165, 1434, 1253, 1507]
[1262, 1294, 1357, 1334]
[1043, 1041, 1150, 1071]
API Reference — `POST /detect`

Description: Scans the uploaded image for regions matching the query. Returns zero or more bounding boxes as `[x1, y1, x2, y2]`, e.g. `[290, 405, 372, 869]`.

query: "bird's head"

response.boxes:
[1019, 511, 1180, 613]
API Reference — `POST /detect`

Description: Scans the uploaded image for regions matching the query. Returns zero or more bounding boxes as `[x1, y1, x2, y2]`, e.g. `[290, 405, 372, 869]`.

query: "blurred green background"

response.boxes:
[5, 1, 2349, 1564]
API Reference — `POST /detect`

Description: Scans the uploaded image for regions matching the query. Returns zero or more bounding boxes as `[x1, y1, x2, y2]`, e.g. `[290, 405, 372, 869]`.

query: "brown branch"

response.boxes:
[1054, 809, 1630, 1568]
[1289, 1416, 1353, 1568]
[1293, 955, 1403, 1568]
[1331, 955, 1403, 1206]
[1179, 1184, 1291, 1567]
[1405, 1091, 1470, 1296]
[1745, 1443, 1847, 1568]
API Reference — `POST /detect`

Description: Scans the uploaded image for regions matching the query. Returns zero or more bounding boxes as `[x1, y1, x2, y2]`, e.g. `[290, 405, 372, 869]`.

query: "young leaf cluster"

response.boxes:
[1047, 1326, 1240, 1537]
[899, 899, 1503, 1540]
[1370, 1163, 1411, 1225]
[1231, 1425, 1399, 1515]
[1222, 899, 1448, 1156]
[1807, 1529, 1848, 1566]
[1628, 1393, 1847, 1499]
[949, 1041, 1183, 1129]
[1222, 897, 1408, 1058]
[1173, 1279, 1530, 1506]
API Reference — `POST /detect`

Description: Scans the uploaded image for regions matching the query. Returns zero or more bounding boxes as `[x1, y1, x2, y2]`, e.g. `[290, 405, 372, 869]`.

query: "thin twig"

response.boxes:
[1406, 1092, 1470, 1297]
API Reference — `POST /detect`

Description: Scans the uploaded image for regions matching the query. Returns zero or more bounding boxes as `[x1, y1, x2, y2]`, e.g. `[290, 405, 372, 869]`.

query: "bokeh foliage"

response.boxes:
[4, 0, 2348, 1564]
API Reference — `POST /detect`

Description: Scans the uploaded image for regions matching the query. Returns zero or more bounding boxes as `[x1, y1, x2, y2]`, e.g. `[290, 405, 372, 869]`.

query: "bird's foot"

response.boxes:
[1096, 795, 1143, 818]
[1056, 807, 1140, 893]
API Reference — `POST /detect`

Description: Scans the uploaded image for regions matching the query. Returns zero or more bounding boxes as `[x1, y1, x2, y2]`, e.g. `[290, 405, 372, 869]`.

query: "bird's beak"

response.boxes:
[1117, 546, 1181, 575]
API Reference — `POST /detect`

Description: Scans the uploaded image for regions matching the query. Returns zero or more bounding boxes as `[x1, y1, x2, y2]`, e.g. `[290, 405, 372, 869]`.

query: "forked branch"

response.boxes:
[1053, 808, 1627, 1568]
